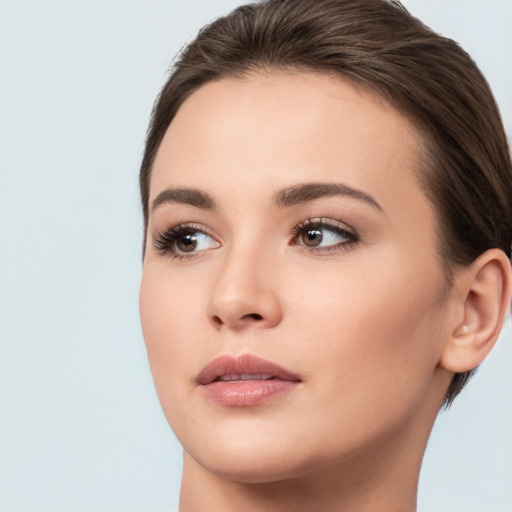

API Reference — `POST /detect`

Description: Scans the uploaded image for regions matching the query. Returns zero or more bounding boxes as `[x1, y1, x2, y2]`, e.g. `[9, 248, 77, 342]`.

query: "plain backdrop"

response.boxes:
[0, 1, 511, 511]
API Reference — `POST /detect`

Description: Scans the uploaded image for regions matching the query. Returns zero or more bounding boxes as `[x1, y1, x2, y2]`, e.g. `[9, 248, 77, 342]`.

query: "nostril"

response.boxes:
[242, 313, 263, 321]
[212, 315, 223, 326]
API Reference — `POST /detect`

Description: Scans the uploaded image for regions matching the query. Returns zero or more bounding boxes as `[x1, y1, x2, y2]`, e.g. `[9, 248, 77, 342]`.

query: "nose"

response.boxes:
[207, 246, 283, 331]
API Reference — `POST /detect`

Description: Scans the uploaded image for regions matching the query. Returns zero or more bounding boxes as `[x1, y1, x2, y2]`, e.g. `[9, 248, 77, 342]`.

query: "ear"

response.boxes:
[440, 249, 512, 373]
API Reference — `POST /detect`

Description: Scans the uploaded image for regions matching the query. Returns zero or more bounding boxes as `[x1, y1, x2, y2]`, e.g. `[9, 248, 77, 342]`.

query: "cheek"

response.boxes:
[284, 251, 447, 416]
[139, 264, 206, 410]
[140, 263, 205, 346]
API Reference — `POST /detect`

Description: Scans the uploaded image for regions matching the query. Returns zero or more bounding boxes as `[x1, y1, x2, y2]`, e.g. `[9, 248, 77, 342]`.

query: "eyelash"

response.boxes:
[153, 218, 359, 259]
[152, 223, 214, 261]
[291, 218, 359, 254]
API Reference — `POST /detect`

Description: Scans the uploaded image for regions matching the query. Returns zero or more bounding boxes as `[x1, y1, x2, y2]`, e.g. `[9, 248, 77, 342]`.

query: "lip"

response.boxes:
[196, 354, 301, 407]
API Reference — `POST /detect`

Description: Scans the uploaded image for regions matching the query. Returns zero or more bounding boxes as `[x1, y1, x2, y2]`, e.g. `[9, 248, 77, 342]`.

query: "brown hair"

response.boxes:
[139, 0, 512, 407]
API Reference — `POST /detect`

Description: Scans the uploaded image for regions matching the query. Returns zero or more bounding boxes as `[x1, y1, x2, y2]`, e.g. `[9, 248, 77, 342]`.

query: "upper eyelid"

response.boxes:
[153, 218, 357, 236]
[152, 222, 209, 243]
[292, 217, 357, 234]
[152, 223, 220, 258]
[152, 222, 214, 239]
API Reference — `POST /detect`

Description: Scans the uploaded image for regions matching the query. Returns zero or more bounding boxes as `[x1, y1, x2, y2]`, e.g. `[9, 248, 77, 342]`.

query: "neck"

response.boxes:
[180, 457, 417, 512]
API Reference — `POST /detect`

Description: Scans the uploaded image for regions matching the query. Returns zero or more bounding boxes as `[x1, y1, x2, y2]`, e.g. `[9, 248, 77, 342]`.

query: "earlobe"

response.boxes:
[440, 249, 512, 374]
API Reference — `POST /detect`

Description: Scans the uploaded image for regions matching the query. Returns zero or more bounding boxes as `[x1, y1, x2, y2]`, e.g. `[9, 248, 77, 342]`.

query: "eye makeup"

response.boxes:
[291, 217, 359, 254]
[153, 222, 219, 260]
[152, 215, 360, 261]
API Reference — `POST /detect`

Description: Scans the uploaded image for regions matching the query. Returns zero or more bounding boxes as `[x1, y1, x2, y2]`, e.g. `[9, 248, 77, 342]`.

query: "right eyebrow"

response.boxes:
[151, 187, 217, 212]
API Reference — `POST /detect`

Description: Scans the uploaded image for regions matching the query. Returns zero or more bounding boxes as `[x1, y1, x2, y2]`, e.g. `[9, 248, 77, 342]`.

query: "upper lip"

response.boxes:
[196, 354, 302, 385]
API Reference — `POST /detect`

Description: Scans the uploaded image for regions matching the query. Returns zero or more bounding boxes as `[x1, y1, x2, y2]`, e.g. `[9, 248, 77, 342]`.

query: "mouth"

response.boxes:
[196, 354, 302, 406]
[217, 373, 275, 382]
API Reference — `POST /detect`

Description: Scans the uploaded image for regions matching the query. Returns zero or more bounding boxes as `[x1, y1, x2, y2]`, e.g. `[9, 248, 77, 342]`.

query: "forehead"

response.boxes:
[150, 70, 429, 223]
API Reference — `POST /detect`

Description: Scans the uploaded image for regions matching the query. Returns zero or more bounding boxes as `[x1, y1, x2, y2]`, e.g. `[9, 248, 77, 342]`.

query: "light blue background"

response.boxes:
[0, 1, 511, 511]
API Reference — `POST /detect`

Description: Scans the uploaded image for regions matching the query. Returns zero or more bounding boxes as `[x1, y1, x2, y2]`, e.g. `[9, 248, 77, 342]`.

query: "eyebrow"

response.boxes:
[273, 182, 383, 211]
[151, 187, 217, 212]
[150, 182, 382, 214]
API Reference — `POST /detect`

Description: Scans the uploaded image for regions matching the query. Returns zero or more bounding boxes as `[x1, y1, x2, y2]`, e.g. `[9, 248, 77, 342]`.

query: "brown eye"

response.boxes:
[293, 220, 359, 251]
[301, 228, 323, 247]
[154, 225, 220, 257]
[176, 233, 198, 252]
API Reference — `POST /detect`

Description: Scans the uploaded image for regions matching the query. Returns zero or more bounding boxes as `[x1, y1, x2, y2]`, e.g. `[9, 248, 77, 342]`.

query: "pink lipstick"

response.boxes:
[196, 354, 301, 406]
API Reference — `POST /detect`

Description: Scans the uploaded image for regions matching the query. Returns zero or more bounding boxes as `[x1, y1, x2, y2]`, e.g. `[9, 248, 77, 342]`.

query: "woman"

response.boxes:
[138, 0, 512, 510]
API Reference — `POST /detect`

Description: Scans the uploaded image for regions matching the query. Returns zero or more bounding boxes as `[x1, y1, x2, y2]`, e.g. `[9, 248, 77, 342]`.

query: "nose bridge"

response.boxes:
[207, 235, 282, 330]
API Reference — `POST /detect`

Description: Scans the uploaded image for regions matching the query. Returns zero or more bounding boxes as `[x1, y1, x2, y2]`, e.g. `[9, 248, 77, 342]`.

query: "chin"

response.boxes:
[192, 446, 320, 485]
[180, 419, 357, 486]
[178, 423, 314, 483]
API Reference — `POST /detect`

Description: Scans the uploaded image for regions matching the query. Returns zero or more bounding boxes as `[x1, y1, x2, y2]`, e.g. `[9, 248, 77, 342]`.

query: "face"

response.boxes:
[140, 71, 454, 483]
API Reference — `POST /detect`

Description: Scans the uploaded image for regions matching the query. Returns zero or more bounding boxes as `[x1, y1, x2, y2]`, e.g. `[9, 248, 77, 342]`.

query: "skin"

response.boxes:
[139, 71, 509, 511]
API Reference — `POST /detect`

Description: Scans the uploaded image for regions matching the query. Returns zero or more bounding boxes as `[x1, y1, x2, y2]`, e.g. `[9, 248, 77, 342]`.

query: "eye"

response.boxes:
[292, 218, 358, 252]
[153, 223, 220, 258]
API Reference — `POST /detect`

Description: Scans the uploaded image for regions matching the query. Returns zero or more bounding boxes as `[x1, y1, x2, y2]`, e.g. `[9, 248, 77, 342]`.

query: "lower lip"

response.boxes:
[200, 379, 299, 406]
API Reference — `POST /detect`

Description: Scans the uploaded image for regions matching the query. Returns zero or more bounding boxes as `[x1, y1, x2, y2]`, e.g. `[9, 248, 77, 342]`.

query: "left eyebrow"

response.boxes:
[272, 182, 383, 211]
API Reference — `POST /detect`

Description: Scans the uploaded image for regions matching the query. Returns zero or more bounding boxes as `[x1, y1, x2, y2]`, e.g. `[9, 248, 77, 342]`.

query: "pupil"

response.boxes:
[177, 234, 197, 252]
[303, 229, 323, 247]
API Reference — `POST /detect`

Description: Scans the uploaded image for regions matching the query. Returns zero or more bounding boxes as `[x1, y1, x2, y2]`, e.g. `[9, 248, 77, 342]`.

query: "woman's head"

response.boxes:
[139, 67, 511, 493]
[139, 0, 512, 407]
[139, 3, 512, 484]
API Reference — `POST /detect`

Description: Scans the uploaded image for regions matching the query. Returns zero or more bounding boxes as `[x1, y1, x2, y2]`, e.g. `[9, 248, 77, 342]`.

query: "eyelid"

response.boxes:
[291, 217, 357, 236]
[152, 222, 220, 258]
[291, 217, 360, 252]
[151, 221, 212, 240]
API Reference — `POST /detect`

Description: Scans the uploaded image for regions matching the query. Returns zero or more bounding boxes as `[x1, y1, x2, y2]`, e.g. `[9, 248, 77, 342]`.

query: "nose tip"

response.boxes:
[207, 265, 283, 331]
[209, 295, 282, 330]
